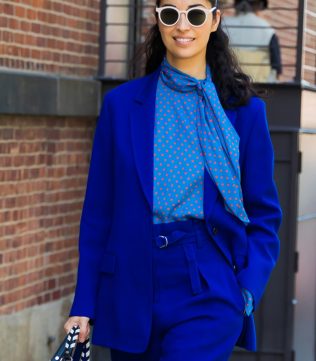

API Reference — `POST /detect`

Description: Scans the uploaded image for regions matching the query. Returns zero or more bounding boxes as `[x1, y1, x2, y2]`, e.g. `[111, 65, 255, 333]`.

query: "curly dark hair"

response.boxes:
[142, 0, 258, 109]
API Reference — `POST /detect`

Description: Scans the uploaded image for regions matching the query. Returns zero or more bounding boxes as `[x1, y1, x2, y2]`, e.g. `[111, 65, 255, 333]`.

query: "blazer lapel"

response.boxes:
[130, 68, 161, 212]
[225, 107, 238, 128]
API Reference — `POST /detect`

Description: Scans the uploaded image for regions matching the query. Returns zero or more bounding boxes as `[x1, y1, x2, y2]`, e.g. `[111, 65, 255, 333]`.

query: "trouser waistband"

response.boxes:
[152, 218, 209, 249]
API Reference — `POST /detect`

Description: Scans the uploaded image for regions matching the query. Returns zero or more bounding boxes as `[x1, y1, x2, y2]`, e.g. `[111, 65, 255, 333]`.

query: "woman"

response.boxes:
[64, 0, 282, 360]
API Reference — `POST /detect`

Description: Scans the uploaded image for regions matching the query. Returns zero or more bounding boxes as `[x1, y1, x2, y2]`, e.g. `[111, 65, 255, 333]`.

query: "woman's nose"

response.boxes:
[176, 13, 190, 30]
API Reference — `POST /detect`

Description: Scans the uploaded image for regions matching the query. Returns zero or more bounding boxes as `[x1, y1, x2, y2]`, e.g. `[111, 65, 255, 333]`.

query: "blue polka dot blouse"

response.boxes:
[153, 75, 205, 224]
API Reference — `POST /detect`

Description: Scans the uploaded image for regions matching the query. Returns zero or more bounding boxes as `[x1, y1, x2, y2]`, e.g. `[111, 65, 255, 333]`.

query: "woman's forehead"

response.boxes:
[158, 0, 212, 8]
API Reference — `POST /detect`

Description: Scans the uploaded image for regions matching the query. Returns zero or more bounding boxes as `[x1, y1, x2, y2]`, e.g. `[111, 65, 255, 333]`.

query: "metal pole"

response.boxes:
[98, 0, 107, 77]
[295, 0, 306, 84]
[127, 1, 136, 79]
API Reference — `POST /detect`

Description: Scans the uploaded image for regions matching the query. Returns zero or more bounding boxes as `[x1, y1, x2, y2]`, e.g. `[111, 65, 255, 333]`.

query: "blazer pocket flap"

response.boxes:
[100, 253, 116, 274]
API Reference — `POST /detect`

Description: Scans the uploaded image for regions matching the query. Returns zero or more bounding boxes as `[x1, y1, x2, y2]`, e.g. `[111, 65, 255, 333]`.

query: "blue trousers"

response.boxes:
[111, 219, 245, 361]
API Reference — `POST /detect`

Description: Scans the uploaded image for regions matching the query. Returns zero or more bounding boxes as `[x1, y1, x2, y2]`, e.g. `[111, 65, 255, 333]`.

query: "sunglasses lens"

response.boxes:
[160, 8, 179, 25]
[188, 9, 206, 26]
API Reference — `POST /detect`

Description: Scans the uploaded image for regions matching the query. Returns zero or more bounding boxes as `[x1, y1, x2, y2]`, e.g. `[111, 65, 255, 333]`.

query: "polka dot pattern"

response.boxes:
[242, 288, 254, 316]
[153, 58, 249, 225]
[153, 76, 205, 224]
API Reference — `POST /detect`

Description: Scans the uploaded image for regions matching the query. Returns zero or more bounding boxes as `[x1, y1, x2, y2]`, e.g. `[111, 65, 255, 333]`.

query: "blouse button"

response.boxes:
[212, 227, 218, 235]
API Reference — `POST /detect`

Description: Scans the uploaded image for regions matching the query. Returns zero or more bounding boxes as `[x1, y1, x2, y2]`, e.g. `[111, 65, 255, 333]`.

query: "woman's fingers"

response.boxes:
[64, 316, 79, 333]
[78, 317, 90, 343]
[63, 316, 90, 342]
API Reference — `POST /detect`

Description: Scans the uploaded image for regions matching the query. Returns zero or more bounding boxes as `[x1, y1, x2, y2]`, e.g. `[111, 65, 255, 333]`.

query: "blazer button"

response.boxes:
[212, 227, 218, 235]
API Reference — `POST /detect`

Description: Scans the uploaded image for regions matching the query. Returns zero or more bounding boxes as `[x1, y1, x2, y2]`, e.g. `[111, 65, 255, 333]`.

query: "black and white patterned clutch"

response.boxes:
[50, 325, 90, 361]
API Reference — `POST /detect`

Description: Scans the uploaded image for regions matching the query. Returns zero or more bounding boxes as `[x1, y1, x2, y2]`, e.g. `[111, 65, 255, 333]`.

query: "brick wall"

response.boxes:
[304, 0, 316, 84]
[0, 0, 100, 322]
[0, 0, 100, 76]
[0, 117, 95, 315]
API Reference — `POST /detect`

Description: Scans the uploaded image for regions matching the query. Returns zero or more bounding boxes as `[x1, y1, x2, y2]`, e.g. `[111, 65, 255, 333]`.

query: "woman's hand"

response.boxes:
[64, 316, 90, 343]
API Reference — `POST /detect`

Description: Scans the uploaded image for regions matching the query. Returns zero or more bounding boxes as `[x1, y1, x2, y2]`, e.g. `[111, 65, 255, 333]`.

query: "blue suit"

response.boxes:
[69, 67, 282, 353]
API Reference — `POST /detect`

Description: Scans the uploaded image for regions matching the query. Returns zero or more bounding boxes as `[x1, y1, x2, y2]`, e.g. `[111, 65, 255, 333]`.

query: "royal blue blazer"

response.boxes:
[69, 67, 282, 352]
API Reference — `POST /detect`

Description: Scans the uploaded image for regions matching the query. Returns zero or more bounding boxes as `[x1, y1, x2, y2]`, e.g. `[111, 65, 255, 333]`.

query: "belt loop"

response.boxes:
[183, 243, 202, 295]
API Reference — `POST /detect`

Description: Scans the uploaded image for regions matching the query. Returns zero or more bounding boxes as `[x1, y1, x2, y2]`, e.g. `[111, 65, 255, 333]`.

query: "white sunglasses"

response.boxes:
[156, 6, 217, 28]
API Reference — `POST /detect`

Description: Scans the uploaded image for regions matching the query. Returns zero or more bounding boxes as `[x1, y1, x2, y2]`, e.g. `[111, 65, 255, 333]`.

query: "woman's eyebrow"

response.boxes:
[188, 4, 207, 8]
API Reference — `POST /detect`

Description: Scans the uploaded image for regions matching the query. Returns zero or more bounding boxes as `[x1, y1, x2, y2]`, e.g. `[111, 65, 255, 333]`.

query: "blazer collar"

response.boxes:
[133, 67, 161, 104]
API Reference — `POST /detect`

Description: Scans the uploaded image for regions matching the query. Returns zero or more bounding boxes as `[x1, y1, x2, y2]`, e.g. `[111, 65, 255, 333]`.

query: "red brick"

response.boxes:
[4, 4, 14, 16]
[31, 23, 41, 34]
[59, 273, 75, 286]
[61, 286, 75, 297]
[0, 16, 8, 28]
[15, 6, 26, 18]
[52, 2, 63, 13]
[52, 290, 61, 300]
[26, 9, 37, 21]
[21, 20, 31, 32]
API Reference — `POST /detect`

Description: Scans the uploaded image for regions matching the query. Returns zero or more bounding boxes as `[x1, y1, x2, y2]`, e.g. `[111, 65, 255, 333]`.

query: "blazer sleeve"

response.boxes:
[236, 98, 282, 310]
[69, 93, 114, 319]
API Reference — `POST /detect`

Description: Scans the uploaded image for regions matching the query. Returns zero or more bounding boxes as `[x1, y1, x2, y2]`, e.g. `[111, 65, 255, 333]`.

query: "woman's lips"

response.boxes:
[173, 37, 195, 45]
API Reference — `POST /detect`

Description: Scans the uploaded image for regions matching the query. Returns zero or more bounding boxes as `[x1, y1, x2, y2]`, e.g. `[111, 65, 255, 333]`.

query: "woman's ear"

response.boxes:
[211, 9, 221, 32]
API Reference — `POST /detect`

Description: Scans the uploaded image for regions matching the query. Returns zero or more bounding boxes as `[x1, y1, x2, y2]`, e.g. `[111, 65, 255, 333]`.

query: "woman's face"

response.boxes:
[157, 0, 220, 67]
